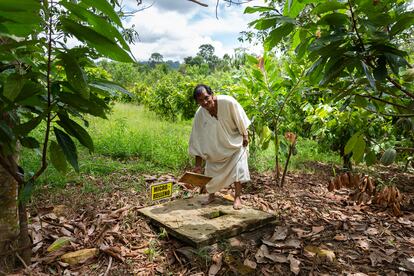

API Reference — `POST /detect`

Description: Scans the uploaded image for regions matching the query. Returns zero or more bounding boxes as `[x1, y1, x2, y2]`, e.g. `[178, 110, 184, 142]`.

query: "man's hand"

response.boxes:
[193, 165, 202, 174]
[242, 134, 249, 147]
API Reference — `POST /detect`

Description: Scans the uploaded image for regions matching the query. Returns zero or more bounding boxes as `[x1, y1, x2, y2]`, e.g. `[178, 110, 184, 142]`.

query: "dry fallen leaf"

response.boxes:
[366, 227, 379, 236]
[271, 226, 289, 241]
[312, 226, 325, 234]
[255, 245, 269, 264]
[356, 239, 370, 251]
[243, 259, 257, 269]
[334, 234, 348, 241]
[287, 254, 300, 275]
[60, 248, 99, 265]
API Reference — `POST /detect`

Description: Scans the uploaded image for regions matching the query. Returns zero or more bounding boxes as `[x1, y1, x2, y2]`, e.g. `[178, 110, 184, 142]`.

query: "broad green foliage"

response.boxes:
[0, 0, 133, 186]
[231, 52, 306, 179]
[247, 0, 414, 167]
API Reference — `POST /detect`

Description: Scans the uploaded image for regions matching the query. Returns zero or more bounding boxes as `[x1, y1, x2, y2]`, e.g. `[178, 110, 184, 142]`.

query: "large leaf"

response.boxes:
[59, 52, 90, 99]
[244, 6, 276, 14]
[264, 23, 295, 51]
[20, 136, 39, 149]
[283, 0, 305, 18]
[15, 81, 44, 102]
[361, 61, 376, 90]
[344, 132, 361, 155]
[89, 80, 132, 98]
[312, 1, 347, 15]
[80, 0, 122, 27]
[3, 73, 25, 101]
[58, 91, 108, 118]
[57, 115, 94, 152]
[54, 127, 79, 172]
[59, 17, 133, 62]
[318, 13, 349, 26]
[390, 12, 414, 36]
[352, 135, 366, 163]
[14, 114, 44, 136]
[49, 140, 67, 174]
[60, 1, 130, 51]
[0, 0, 41, 37]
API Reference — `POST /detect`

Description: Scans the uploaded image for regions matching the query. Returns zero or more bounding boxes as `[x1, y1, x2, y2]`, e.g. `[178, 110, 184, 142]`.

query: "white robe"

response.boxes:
[188, 95, 251, 193]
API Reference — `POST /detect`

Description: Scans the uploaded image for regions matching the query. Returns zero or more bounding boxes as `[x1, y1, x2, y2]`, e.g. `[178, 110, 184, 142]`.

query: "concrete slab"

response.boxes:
[138, 195, 276, 247]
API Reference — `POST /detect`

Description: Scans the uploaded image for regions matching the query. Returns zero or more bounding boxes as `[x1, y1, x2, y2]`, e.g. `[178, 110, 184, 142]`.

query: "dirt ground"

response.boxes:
[16, 162, 414, 275]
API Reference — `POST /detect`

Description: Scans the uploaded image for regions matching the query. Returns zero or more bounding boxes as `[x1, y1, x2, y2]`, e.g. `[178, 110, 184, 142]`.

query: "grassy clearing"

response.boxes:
[20, 102, 340, 188]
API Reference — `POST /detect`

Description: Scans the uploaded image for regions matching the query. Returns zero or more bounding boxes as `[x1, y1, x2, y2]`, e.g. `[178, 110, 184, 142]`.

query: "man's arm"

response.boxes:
[242, 133, 249, 147]
[193, 156, 203, 173]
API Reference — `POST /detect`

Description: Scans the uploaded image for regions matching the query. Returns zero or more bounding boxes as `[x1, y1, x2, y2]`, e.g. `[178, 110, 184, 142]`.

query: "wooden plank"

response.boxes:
[178, 172, 212, 187]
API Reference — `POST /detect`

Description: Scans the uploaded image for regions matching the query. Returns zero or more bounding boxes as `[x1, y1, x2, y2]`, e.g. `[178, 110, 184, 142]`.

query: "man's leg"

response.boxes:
[233, 182, 242, 209]
[201, 193, 215, 205]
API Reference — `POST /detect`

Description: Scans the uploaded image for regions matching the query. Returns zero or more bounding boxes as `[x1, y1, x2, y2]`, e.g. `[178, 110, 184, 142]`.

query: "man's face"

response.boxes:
[196, 90, 214, 110]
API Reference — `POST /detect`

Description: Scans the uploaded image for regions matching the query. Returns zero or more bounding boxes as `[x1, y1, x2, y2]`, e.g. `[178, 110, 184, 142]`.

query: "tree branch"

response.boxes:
[31, 1, 54, 182]
[386, 76, 414, 100]
[188, 0, 208, 7]
[353, 93, 411, 110]
[348, 0, 365, 52]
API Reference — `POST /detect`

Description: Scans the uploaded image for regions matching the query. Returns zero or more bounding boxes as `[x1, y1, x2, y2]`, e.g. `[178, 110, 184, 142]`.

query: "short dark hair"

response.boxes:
[193, 84, 213, 100]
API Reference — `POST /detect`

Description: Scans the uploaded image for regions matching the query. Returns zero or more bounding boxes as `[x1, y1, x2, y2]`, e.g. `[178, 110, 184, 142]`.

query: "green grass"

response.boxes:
[20, 102, 341, 188]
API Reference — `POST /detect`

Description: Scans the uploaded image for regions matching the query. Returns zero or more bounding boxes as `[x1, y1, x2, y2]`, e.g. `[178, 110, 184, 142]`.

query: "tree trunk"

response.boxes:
[342, 154, 353, 171]
[0, 157, 19, 271]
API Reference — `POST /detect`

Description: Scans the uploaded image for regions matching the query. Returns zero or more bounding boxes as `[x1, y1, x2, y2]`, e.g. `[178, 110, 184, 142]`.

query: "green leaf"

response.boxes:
[58, 91, 108, 118]
[89, 80, 132, 98]
[60, 2, 130, 51]
[80, 0, 123, 27]
[14, 114, 44, 136]
[344, 132, 360, 155]
[373, 56, 387, 82]
[249, 17, 277, 30]
[59, 52, 90, 99]
[54, 127, 79, 172]
[361, 61, 376, 90]
[319, 57, 350, 86]
[318, 13, 349, 26]
[57, 115, 94, 152]
[312, 1, 347, 15]
[15, 81, 44, 102]
[60, 17, 133, 62]
[352, 136, 366, 163]
[20, 136, 39, 149]
[49, 140, 67, 174]
[0, 121, 15, 145]
[244, 6, 276, 14]
[264, 23, 295, 51]
[390, 12, 414, 36]
[365, 149, 377, 166]
[283, 0, 305, 18]
[3, 73, 25, 101]
[18, 179, 34, 203]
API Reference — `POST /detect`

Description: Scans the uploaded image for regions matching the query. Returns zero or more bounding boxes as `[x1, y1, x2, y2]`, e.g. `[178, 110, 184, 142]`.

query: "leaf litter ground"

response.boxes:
[21, 162, 414, 275]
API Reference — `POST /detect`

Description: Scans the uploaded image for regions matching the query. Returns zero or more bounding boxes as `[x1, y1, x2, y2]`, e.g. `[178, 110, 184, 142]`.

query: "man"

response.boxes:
[189, 84, 250, 209]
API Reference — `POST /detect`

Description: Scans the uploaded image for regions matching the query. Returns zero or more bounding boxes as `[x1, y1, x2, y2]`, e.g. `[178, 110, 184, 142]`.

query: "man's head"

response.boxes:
[194, 84, 214, 110]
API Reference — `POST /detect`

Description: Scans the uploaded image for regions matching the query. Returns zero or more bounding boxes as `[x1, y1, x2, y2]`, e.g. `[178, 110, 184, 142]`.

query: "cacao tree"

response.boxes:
[0, 0, 133, 270]
[246, 0, 414, 167]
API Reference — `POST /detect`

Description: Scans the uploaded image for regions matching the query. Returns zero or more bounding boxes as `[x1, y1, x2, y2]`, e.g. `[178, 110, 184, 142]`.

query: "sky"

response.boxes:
[122, 0, 265, 62]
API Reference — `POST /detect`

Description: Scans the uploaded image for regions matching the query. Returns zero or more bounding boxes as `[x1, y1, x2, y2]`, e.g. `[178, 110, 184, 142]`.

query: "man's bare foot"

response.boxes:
[201, 193, 215, 205]
[233, 196, 242, 210]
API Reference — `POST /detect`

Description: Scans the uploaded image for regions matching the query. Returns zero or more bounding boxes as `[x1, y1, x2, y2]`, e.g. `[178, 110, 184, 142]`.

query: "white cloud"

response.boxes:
[124, 0, 264, 62]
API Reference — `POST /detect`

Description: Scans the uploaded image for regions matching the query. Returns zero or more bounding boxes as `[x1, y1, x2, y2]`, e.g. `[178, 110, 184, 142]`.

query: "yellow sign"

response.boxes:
[151, 182, 173, 201]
